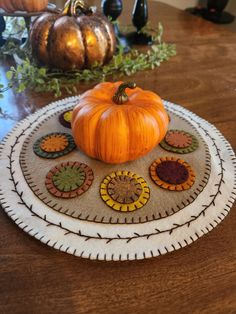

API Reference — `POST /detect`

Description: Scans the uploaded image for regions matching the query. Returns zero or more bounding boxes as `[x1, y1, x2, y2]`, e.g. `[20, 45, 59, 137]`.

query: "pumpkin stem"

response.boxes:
[62, 0, 92, 16]
[113, 82, 137, 105]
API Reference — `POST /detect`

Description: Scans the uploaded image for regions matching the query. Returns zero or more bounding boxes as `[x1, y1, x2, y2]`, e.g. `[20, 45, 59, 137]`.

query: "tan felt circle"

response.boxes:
[107, 175, 143, 204]
[19, 109, 211, 224]
[100, 171, 150, 212]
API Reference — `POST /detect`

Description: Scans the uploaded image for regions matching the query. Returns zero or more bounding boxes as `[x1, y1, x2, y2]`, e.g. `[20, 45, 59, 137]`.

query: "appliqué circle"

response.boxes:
[59, 110, 73, 128]
[160, 130, 199, 154]
[165, 130, 192, 148]
[100, 171, 150, 212]
[33, 132, 76, 159]
[40, 135, 68, 152]
[45, 161, 94, 198]
[150, 157, 195, 191]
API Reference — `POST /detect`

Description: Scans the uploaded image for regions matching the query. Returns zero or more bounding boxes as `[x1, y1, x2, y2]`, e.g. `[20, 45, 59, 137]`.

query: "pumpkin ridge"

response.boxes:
[74, 17, 88, 68]
[15, 0, 23, 11]
[45, 15, 60, 68]
[77, 16, 95, 68]
[137, 105, 167, 141]
[91, 105, 114, 158]
[91, 14, 111, 63]
[1, 0, 48, 12]
[2, 0, 15, 12]
[48, 17, 58, 64]
[73, 103, 111, 158]
[95, 107, 129, 163]
[50, 16, 85, 70]
[126, 106, 160, 158]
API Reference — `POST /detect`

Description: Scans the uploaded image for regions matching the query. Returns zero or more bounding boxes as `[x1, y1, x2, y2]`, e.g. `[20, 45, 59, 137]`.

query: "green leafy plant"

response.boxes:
[0, 23, 176, 98]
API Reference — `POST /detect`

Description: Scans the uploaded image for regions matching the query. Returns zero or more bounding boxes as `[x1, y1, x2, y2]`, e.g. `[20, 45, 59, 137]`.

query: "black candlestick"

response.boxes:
[203, 0, 234, 23]
[0, 16, 6, 46]
[101, 0, 130, 52]
[128, 0, 152, 45]
[186, 0, 234, 24]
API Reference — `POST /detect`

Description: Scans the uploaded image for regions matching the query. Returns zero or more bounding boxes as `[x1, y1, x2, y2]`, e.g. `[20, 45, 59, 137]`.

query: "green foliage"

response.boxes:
[0, 23, 176, 98]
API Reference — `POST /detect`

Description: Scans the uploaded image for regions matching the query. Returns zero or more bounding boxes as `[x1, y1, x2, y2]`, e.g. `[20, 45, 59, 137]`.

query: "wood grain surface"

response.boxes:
[0, 1, 236, 313]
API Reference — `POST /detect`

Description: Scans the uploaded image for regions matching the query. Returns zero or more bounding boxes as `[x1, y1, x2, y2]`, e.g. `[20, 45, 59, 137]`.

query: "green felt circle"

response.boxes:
[33, 132, 76, 159]
[52, 166, 86, 192]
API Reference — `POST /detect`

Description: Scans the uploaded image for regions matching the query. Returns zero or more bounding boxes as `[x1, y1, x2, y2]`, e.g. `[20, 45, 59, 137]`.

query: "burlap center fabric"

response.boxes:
[19, 108, 211, 224]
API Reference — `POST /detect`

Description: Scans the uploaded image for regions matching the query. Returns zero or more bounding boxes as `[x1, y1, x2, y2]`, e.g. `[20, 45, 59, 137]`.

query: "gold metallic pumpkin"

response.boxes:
[0, 0, 48, 12]
[30, 0, 116, 70]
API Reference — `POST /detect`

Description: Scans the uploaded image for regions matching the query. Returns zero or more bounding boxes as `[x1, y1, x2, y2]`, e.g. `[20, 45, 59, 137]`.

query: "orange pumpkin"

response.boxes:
[0, 0, 48, 12]
[72, 82, 169, 164]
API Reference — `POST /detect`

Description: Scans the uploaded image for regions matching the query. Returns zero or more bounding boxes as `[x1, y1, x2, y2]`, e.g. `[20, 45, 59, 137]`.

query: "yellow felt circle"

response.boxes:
[100, 171, 150, 212]
[63, 110, 72, 123]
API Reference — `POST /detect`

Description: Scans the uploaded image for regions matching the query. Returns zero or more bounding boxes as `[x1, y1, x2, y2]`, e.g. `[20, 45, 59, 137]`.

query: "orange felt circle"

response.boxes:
[165, 131, 192, 148]
[40, 134, 69, 152]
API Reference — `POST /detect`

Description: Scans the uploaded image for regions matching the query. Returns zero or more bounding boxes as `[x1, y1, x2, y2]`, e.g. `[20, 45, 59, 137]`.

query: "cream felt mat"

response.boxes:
[0, 97, 235, 261]
[19, 108, 211, 224]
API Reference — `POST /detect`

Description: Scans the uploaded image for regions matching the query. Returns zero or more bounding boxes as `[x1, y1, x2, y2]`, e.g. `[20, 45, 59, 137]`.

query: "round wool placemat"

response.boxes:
[0, 97, 235, 261]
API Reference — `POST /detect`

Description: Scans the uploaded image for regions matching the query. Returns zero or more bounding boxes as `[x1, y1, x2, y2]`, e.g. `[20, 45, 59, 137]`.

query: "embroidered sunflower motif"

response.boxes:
[150, 157, 195, 191]
[160, 130, 199, 154]
[33, 132, 76, 159]
[100, 171, 150, 212]
[45, 161, 94, 198]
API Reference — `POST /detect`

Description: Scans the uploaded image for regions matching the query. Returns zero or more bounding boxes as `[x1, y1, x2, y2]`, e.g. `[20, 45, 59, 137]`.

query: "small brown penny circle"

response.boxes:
[150, 157, 196, 191]
[165, 130, 192, 148]
[156, 160, 189, 185]
[107, 175, 143, 204]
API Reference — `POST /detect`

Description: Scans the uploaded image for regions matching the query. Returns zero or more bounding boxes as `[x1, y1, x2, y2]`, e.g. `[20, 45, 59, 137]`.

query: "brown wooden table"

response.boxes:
[0, 1, 236, 313]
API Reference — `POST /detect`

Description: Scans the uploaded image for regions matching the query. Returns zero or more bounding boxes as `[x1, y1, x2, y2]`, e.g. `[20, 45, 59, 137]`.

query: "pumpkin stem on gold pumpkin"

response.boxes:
[113, 82, 137, 105]
[62, 0, 92, 16]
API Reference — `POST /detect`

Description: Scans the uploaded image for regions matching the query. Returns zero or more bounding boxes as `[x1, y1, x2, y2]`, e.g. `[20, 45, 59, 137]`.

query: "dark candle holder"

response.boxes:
[186, 0, 235, 24]
[101, 0, 131, 52]
[0, 16, 6, 46]
[127, 0, 153, 46]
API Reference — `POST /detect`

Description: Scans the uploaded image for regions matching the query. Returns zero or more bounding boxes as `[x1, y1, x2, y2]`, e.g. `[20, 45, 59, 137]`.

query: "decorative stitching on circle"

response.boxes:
[160, 129, 199, 154]
[100, 171, 150, 212]
[59, 110, 73, 129]
[165, 130, 192, 148]
[33, 132, 76, 159]
[150, 157, 195, 191]
[45, 161, 94, 198]
[40, 135, 68, 152]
